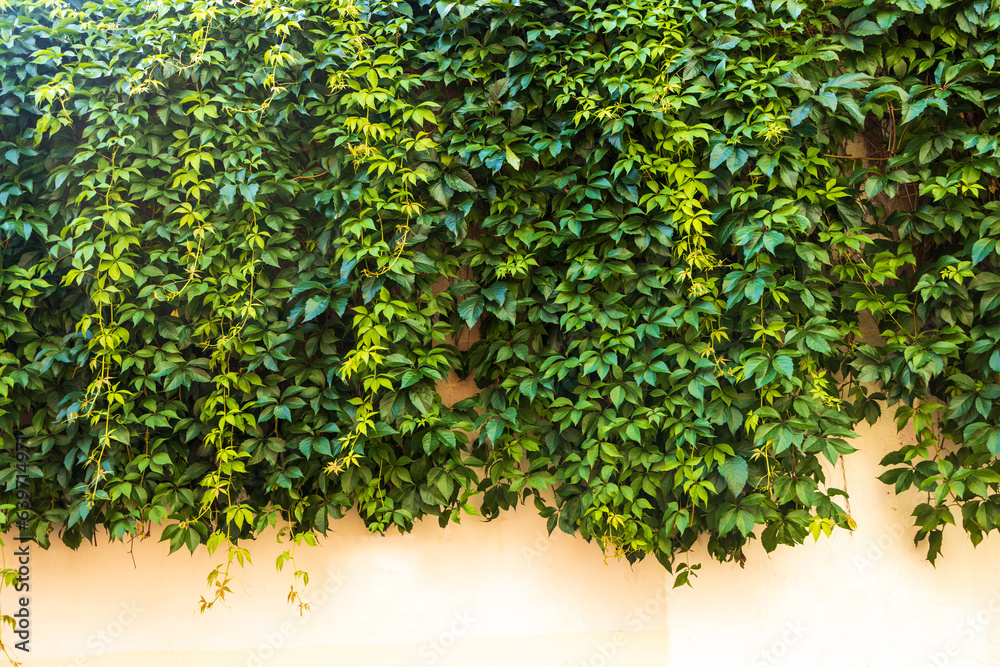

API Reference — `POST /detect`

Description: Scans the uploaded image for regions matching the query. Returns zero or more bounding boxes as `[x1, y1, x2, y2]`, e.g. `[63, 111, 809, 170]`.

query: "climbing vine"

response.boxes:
[3, 0, 1000, 650]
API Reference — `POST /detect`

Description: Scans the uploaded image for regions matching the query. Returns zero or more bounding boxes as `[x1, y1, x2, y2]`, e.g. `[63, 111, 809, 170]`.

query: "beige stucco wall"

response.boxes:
[8, 409, 1000, 667]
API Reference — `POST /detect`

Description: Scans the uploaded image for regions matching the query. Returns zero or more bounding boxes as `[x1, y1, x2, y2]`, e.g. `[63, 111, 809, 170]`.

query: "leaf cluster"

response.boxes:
[2, 0, 1000, 583]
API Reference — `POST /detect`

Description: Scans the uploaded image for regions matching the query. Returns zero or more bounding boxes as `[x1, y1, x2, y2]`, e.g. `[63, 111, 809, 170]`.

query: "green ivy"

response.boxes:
[3, 0, 1000, 609]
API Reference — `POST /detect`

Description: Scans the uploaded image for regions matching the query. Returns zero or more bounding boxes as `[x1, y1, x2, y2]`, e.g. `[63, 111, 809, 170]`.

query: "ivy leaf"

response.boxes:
[719, 457, 749, 495]
[458, 295, 485, 327]
[610, 385, 624, 408]
[709, 143, 734, 169]
[291, 280, 327, 298]
[448, 280, 479, 296]
[790, 101, 813, 126]
[727, 148, 749, 172]
[714, 35, 741, 50]
[239, 182, 259, 202]
[410, 385, 434, 415]
[68, 500, 91, 528]
[849, 20, 882, 36]
[978, 289, 1000, 316]
[421, 431, 439, 455]
[485, 151, 506, 172]
[742, 356, 768, 381]
[772, 355, 795, 379]
[757, 154, 778, 177]
[744, 276, 765, 303]
[813, 91, 838, 111]
[900, 98, 929, 124]
[505, 146, 521, 170]
[219, 183, 236, 206]
[437, 430, 456, 450]
[401, 370, 423, 388]
[444, 168, 477, 192]
[303, 295, 329, 322]
[429, 180, 450, 206]
[719, 505, 755, 536]
[735, 509, 756, 537]
[482, 282, 507, 304]
[970, 272, 1000, 291]
[825, 72, 872, 90]
[489, 77, 510, 105]
[777, 70, 812, 90]
[972, 238, 995, 265]
[987, 429, 1000, 457]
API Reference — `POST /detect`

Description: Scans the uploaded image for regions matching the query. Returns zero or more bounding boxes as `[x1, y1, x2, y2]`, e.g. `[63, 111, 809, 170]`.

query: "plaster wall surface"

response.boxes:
[9, 410, 1000, 667]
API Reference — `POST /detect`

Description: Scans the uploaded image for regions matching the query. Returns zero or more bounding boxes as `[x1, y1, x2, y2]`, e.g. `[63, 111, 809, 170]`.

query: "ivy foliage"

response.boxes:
[3, 0, 1000, 589]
